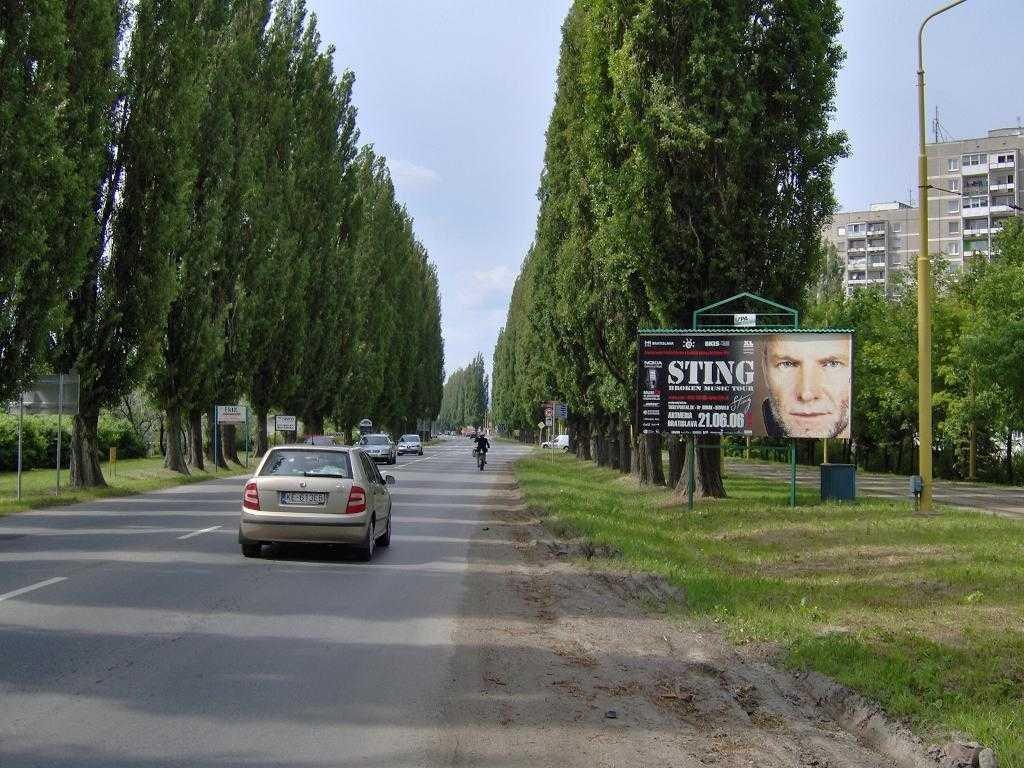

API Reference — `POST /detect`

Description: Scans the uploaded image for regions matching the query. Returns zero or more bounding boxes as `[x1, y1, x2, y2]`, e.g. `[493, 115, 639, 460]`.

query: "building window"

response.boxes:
[892, 222, 902, 233]
[963, 153, 985, 166]
[949, 178, 960, 192]
[837, 226, 846, 236]
[948, 221, 959, 234]
[948, 242, 960, 255]
[947, 158, 959, 172]
[948, 199, 960, 213]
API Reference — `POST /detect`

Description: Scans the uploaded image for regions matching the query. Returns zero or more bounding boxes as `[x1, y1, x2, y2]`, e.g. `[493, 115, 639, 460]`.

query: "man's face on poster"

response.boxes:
[764, 336, 851, 438]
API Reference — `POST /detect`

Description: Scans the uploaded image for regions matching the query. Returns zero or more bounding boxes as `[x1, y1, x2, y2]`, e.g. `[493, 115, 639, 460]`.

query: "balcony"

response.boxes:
[963, 227, 989, 237]
[847, 247, 867, 255]
[990, 160, 1015, 170]
[990, 182, 1015, 192]
[962, 162, 988, 176]
[847, 259, 867, 270]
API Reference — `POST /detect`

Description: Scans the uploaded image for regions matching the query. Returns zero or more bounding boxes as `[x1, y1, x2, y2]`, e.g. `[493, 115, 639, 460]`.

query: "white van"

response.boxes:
[542, 434, 570, 452]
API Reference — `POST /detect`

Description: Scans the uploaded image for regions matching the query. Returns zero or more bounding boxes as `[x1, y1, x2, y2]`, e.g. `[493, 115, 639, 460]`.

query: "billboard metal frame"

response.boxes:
[640, 294, 853, 511]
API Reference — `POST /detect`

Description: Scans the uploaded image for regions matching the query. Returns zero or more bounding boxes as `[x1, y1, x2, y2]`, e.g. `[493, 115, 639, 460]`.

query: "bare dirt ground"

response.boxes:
[436, 486, 903, 768]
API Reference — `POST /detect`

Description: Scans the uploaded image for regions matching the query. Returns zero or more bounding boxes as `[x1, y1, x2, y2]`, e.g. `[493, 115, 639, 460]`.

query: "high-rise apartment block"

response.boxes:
[824, 127, 1024, 295]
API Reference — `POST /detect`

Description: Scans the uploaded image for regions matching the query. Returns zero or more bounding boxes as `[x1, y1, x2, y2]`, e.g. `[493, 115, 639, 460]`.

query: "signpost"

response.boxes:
[275, 415, 296, 432]
[214, 405, 248, 473]
[13, 373, 80, 498]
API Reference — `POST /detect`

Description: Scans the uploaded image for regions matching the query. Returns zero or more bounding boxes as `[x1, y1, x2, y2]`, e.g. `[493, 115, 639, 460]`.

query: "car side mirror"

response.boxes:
[384, 474, 396, 485]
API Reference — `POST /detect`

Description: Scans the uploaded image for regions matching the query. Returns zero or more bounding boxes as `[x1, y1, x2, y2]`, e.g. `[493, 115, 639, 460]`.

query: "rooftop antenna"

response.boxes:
[932, 106, 953, 143]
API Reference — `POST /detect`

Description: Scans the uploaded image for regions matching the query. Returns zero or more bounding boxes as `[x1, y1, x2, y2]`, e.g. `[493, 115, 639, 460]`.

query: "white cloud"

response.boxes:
[389, 159, 441, 187]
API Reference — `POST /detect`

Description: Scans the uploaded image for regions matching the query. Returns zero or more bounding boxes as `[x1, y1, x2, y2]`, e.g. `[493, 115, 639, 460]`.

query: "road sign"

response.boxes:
[554, 402, 568, 420]
[216, 405, 247, 424]
[275, 415, 297, 432]
[18, 373, 80, 415]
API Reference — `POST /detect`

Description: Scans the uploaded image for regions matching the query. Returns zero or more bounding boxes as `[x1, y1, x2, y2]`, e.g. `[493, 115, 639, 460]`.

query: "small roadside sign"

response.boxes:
[733, 313, 756, 327]
[216, 405, 246, 424]
[275, 415, 297, 432]
[554, 402, 568, 420]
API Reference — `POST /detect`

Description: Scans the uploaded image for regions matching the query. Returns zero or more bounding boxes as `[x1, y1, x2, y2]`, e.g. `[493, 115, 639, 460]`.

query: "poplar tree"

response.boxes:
[63, 0, 209, 486]
[0, 1, 69, 401]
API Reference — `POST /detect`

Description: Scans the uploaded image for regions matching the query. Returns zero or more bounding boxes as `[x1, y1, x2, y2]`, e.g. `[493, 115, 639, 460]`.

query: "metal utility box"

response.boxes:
[820, 463, 856, 502]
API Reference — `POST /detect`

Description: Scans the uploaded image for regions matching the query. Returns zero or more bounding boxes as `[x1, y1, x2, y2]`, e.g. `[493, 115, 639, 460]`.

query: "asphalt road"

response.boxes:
[0, 438, 525, 768]
[726, 458, 1024, 519]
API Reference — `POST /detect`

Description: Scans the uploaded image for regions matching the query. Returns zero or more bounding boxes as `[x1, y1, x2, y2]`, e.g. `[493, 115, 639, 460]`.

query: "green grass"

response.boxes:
[515, 453, 1024, 765]
[0, 457, 247, 517]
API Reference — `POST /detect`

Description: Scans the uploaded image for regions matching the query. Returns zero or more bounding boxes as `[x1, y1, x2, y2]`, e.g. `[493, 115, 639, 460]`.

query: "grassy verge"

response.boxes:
[515, 453, 1024, 765]
[0, 457, 246, 517]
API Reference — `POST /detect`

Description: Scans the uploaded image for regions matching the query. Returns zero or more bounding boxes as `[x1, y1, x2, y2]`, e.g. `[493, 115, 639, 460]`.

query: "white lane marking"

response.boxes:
[0, 577, 68, 603]
[177, 525, 221, 540]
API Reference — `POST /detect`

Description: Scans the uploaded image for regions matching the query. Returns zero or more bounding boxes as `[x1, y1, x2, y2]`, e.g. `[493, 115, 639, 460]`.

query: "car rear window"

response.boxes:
[401, 434, 420, 441]
[259, 449, 352, 478]
[362, 435, 389, 445]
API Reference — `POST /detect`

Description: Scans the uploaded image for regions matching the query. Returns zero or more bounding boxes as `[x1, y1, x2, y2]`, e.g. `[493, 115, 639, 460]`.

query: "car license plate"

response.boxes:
[280, 491, 328, 506]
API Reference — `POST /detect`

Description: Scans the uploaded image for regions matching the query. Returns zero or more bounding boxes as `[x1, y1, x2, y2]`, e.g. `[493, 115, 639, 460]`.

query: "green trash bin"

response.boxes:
[820, 463, 856, 501]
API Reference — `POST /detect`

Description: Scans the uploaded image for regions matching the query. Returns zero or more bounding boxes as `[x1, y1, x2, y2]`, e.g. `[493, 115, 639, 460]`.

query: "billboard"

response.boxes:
[638, 330, 853, 439]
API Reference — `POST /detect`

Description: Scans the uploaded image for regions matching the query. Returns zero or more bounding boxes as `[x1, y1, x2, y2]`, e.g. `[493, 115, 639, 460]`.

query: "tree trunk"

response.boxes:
[618, 416, 631, 474]
[639, 432, 665, 486]
[676, 435, 727, 498]
[256, 407, 269, 456]
[188, 409, 205, 471]
[576, 419, 592, 461]
[70, 409, 106, 488]
[667, 434, 684, 488]
[164, 409, 189, 474]
[304, 413, 325, 438]
[222, 424, 242, 465]
[1006, 427, 1014, 484]
[968, 422, 976, 481]
[607, 416, 620, 470]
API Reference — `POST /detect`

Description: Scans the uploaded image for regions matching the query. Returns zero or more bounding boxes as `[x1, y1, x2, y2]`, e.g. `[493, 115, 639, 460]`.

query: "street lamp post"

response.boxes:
[916, 0, 968, 513]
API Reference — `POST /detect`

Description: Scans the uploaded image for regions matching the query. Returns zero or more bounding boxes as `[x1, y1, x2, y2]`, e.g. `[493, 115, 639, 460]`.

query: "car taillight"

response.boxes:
[243, 481, 260, 510]
[346, 485, 367, 514]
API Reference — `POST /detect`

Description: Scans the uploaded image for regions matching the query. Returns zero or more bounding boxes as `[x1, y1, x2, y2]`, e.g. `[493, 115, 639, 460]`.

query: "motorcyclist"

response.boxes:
[473, 433, 490, 464]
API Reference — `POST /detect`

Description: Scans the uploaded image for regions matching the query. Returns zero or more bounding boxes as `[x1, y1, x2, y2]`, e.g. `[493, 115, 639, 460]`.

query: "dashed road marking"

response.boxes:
[0, 577, 68, 603]
[177, 525, 221, 540]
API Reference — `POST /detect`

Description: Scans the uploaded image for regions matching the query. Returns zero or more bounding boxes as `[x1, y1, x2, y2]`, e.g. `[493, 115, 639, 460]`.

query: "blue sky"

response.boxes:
[308, 0, 1024, 376]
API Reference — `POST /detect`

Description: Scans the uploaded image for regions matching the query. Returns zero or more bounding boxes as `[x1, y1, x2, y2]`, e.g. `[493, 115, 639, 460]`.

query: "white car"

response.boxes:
[541, 434, 570, 452]
[397, 434, 423, 455]
[358, 433, 397, 464]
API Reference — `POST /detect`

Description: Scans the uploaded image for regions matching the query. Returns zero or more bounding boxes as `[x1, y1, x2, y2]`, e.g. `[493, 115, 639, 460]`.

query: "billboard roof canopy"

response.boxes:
[692, 292, 799, 329]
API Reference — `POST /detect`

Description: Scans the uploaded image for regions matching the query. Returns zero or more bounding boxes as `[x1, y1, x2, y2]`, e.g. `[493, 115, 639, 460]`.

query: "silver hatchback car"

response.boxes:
[239, 445, 394, 561]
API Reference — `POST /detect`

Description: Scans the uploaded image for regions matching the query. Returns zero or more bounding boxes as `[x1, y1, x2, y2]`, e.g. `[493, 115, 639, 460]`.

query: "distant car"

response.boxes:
[541, 434, 570, 452]
[303, 435, 339, 446]
[239, 445, 394, 561]
[397, 434, 423, 456]
[358, 433, 397, 464]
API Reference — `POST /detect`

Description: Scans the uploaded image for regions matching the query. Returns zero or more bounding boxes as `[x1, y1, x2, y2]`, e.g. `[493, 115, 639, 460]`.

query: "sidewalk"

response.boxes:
[726, 459, 1024, 520]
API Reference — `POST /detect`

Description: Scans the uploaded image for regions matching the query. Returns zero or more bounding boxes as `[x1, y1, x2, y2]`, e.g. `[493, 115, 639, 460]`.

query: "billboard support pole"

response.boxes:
[789, 439, 797, 508]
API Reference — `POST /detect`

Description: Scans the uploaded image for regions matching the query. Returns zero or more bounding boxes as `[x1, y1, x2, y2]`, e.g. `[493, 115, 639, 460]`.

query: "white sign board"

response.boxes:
[216, 405, 247, 424]
[733, 313, 757, 327]
[275, 415, 297, 432]
[18, 373, 81, 415]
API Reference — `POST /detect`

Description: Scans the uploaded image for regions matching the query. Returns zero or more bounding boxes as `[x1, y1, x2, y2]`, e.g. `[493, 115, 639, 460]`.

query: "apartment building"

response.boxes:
[926, 127, 1023, 266]
[824, 201, 919, 295]
[825, 127, 1024, 295]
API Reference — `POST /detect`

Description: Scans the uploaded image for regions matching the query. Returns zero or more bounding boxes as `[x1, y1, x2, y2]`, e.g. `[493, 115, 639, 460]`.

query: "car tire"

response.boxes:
[418, 449, 423, 456]
[377, 515, 391, 547]
[241, 540, 261, 558]
[357, 517, 376, 561]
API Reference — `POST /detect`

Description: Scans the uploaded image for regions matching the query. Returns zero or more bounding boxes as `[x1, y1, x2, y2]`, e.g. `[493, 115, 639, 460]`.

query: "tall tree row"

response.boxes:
[492, 0, 847, 494]
[1, 0, 444, 486]
[438, 355, 488, 431]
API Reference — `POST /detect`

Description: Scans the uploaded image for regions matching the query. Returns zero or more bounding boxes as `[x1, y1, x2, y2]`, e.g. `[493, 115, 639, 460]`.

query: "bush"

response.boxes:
[97, 416, 148, 460]
[0, 414, 69, 471]
[0, 413, 147, 471]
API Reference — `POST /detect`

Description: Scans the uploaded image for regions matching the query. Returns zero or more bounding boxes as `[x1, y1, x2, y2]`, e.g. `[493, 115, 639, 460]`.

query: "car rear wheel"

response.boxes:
[377, 515, 391, 547]
[357, 517, 376, 561]
[241, 540, 261, 558]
